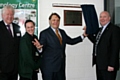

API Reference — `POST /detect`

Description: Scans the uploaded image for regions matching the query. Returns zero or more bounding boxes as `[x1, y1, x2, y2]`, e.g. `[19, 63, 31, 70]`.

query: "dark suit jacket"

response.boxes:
[0, 20, 21, 73]
[39, 27, 83, 72]
[88, 22, 120, 70]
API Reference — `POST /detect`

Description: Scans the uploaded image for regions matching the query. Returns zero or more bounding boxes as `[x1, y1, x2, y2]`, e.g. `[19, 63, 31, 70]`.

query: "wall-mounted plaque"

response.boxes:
[64, 10, 82, 26]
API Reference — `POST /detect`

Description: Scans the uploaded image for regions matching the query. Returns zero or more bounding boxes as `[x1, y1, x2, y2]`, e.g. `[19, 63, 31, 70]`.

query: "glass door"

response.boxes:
[115, 0, 120, 26]
[115, 0, 120, 80]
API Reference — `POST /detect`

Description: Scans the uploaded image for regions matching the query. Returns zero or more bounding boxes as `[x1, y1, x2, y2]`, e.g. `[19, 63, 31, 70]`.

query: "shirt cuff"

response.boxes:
[38, 48, 42, 53]
[81, 35, 85, 40]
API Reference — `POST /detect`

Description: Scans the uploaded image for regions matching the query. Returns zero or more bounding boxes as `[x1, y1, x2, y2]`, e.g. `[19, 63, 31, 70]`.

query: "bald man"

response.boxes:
[87, 11, 120, 80]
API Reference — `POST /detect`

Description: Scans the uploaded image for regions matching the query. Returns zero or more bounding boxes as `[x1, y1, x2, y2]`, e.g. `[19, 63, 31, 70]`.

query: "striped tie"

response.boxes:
[94, 27, 103, 55]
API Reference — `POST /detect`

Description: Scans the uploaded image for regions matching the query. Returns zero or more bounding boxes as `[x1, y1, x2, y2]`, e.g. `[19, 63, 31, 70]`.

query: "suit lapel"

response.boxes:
[98, 23, 111, 43]
[1, 21, 13, 38]
[101, 23, 110, 37]
[12, 24, 16, 38]
[49, 27, 63, 46]
[12, 23, 21, 38]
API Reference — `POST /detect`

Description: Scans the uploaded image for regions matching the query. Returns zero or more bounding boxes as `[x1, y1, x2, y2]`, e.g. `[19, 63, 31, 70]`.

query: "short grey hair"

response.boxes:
[1, 5, 15, 15]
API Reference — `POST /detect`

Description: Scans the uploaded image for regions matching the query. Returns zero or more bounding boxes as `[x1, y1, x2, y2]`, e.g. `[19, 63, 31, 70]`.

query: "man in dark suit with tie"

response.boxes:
[39, 13, 85, 80]
[0, 5, 21, 80]
[87, 11, 120, 80]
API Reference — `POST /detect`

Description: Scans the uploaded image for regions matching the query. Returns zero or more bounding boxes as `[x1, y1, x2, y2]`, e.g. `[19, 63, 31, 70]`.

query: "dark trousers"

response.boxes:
[96, 66, 117, 80]
[32, 71, 38, 80]
[0, 72, 18, 80]
[41, 69, 65, 80]
[19, 71, 38, 80]
[19, 77, 31, 80]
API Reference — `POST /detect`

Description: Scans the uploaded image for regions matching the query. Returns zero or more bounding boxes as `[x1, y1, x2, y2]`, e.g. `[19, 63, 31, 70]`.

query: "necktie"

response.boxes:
[7, 25, 12, 36]
[96, 27, 103, 43]
[94, 27, 103, 55]
[55, 29, 62, 45]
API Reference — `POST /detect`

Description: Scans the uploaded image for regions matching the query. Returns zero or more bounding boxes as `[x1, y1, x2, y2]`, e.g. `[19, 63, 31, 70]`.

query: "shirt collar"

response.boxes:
[50, 26, 59, 33]
[4, 21, 7, 25]
[101, 22, 110, 33]
[3, 21, 12, 26]
[102, 22, 110, 28]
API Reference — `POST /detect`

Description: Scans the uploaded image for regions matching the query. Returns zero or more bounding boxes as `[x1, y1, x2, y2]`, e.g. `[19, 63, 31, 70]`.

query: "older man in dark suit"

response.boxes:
[39, 13, 85, 80]
[87, 11, 120, 80]
[0, 5, 21, 80]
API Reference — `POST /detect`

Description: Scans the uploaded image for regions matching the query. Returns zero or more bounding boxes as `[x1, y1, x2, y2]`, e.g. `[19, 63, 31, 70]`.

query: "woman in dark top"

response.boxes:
[19, 20, 43, 80]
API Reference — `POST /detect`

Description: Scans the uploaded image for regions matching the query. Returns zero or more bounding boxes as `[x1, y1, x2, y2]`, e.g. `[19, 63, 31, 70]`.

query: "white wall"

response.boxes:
[38, 0, 104, 80]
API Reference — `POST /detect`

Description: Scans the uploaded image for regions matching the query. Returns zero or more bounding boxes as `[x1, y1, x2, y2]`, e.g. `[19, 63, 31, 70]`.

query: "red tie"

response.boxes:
[55, 29, 62, 45]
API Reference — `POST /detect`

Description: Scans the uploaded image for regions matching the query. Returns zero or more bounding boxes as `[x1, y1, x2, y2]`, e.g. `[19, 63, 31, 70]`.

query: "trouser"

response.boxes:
[41, 69, 66, 80]
[96, 66, 117, 80]
[0, 72, 18, 80]
[19, 71, 38, 80]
